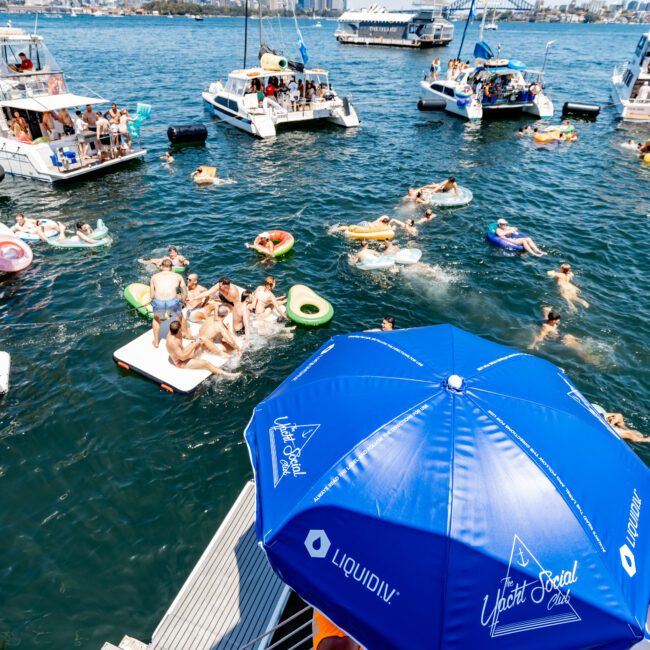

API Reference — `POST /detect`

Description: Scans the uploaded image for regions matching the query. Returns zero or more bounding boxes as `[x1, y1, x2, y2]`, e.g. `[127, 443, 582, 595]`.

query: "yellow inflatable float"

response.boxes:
[192, 165, 218, 185]
[534, 131, 577, 144]
[643, 153, 650, 164]
[344, 223, 395, 241]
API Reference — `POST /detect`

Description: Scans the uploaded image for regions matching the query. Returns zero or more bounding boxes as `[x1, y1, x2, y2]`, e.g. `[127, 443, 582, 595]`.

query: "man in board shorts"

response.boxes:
[149, 258, 188, 348]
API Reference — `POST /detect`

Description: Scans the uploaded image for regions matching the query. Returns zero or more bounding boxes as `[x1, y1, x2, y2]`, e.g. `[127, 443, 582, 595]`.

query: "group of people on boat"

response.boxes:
[4, 101, 136, 164]
[246, 76, 332, 111]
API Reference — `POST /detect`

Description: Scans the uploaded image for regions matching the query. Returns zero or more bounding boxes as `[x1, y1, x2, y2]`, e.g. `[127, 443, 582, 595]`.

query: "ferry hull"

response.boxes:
[335, 33, 451, 48]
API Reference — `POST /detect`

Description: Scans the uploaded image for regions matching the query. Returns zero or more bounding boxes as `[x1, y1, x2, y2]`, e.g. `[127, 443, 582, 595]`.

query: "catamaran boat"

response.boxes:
[0, 27, 147, 182]
[336, 5, 453, 49]
[203, 52, 359, 138]
[611, 29, 650, 122]
[420, 41, 553, 120]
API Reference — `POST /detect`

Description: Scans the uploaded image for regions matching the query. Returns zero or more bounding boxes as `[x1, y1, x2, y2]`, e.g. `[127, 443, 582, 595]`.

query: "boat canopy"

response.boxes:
[228, 67, 329, 81]
[0, 92, 106, 112]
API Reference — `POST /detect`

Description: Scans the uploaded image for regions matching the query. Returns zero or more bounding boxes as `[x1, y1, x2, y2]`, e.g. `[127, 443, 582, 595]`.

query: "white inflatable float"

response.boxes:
[0, 351, 10, 394]
[113, 321, 237, 395]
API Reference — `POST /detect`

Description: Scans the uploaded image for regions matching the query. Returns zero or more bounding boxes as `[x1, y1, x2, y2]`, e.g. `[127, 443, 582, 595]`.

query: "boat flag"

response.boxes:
[297, 29, 309, 65]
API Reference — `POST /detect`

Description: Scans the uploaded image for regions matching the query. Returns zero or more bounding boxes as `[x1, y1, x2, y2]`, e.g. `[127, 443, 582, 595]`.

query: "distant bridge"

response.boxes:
[445, 0, 536, 14]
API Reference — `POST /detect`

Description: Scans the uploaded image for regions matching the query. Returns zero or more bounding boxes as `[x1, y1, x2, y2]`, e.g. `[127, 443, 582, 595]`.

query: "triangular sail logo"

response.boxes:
[269, 416, 320, 487]
[481, 534, 581, 638]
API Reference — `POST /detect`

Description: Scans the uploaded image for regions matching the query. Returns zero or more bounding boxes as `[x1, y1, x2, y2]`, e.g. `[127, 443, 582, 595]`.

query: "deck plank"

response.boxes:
[149, 480, 286, 650]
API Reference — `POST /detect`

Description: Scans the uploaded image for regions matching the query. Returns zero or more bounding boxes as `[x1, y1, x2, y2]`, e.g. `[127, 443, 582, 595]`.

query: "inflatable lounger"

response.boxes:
[113, 322, 231, 395]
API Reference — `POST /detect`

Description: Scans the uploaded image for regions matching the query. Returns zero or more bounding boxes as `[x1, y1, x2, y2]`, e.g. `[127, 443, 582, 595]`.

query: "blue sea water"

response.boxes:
[0, 14, 649, 648]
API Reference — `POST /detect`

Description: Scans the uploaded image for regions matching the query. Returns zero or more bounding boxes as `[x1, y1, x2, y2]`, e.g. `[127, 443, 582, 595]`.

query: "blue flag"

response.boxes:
[297, 29, 308, 65]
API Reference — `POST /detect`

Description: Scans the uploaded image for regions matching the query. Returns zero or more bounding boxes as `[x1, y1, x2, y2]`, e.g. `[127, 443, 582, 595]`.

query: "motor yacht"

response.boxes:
[612, 29, 650, 122]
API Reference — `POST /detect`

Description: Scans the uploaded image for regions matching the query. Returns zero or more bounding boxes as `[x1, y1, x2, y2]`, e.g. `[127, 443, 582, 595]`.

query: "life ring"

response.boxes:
[0, 236, 33, 273]
[311, 68, 326, 73]
[485, 58, 509, 67]
[344, 224, 394, 241]
[285, 284, 333, 327]
[48, 75, 64, 95]
[253, 229, 294, 258]
[529, 83, 541, 96]
[485, 223, 525, 251]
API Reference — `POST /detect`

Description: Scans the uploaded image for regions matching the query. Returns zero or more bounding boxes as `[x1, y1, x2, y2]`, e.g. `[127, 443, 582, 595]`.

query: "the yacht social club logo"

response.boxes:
[480, 535, 581, 637]
[269, 416, 320, 487]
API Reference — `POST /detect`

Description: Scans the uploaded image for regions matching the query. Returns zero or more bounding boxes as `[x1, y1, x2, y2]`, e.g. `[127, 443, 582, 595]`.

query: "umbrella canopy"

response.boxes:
[245, 325, 650, 650]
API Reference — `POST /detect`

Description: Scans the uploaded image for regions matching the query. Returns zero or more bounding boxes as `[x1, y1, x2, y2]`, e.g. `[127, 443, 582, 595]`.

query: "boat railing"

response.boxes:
[0, 70, 67, 103]
[237, 604, 313, 650]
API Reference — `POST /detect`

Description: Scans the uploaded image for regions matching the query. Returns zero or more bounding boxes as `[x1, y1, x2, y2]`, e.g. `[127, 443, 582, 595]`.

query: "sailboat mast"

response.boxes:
[259, 0, 263, 49]
[244, 0, 249, 68]
[479, 0, 488, 43]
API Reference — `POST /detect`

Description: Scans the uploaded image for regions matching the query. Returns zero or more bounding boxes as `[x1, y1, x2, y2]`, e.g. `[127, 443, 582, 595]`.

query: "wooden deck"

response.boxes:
[149, 480, 289, 650]
[102, 480, 290, 650]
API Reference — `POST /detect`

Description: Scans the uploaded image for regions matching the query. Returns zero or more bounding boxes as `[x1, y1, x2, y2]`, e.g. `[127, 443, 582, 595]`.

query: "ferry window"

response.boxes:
[624, 70, 634, 87]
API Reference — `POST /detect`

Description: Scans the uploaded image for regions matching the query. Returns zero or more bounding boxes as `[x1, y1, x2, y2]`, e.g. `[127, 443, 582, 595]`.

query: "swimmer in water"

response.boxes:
[350, 240, 380, 265]
[389, 217, 418, 237]
[380, 239, 401, 256]
[245, 231, 274, 256]
[335, 215, 393, 233]
[139, 246, 189, 270]
[41, 220, 104, 244]
[549, 263, 589, 311]
[420, 176, 460, 196]
[604, 411, 649, 444]
[402, 188, 427, 206]
[161, 151, 174, 165]
[530, 308, 561, 349]
[381, 316, 395, 331]
[416, 209, 436, 225]
[496, 218, 546, 257]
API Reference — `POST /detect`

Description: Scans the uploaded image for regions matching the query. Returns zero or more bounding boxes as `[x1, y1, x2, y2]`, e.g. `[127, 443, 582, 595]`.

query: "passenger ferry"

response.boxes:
[0, 27, 146, 183]
[336, 5, 453, 49]
[420, 41, 553, 120]
[202, 58, 359, 139]
[611, 29, 650, 122]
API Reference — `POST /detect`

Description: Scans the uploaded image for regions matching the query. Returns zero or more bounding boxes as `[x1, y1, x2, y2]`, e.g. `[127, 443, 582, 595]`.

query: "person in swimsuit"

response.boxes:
[245, 231, 274, 256]
[389, 217, 418, 237]
[161, 151, 174, 165]
[232, 290, 252, 338]
[40, 111, 56, 138]
[118, 109, 134, 150]
[416, 209, 436, 225]
[530, 308, 560, 349]
[604, 412, 648, 444]
[349, 240, 380, 265]
[198, 304, 239, 354]
[312, 610, 360, 650]
[381, 316, 395, 331]
[252, 276, 285, 317]
[402, 188, 426, 206]
[496, 218, 545, 257]
[420, 176, 459, 195]
[11, 213, 41, 235]
[184, 273, 208, 323]
[139, 246, 189, 270]
[38, 220, 102, 244]
[56, 108, 75, 136]
[549, 263, 589, 312]
[166, 320, 239, 378]
[150, 258, 189, 348]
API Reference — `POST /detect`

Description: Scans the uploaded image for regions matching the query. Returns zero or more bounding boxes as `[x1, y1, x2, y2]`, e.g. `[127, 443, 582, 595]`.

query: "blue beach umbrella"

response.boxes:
[244, 325, 650, 650]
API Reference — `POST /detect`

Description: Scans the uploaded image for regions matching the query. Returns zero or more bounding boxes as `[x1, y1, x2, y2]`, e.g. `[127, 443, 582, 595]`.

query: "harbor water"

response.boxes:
[0, 15, 649, 648]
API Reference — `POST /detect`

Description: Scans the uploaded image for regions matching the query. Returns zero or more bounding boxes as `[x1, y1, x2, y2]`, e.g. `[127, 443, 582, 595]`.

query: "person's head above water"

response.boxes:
[547, 311, 561, 324]
[447, 176, 456, 183]
[497, 218, 508, 226]
[381, 316, 395, 331]
[560, 263, 571, 274]
[168, 246, 178, 257]
[406, 218, 415, 226]
[424, 209, 434, 219]
[75, 221, 90, 232]
[380, 216, 390, 224]
[264, 276, 276, 289]
[258, 231, 270, 242]
[169, 319, 182, 335]
[360, 240, 368, 248]
[15, 213, 25, 225]
[161, 258, 173, 270]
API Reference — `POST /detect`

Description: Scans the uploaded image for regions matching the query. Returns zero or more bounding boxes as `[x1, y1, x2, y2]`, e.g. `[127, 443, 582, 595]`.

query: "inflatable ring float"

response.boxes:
[344, 224, 395, 241]
[644, 153, 650, 164]
[423, 186, 473, 208]
[48, 220, 111, 248]
[286, 284, 334, 327]
[124, 282, 153, 319]
[485, 223, 525, 252]
[15, 218, 58, 241]
[48, 75, 64, 95]
[253, 229, 294, 258]
[0, 236, 33, 273]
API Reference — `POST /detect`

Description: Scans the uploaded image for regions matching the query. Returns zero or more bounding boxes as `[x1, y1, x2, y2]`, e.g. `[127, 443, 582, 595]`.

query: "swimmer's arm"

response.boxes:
[270, 294, 285, 318]
[389, 218, 405, 227]
[77, 231, 96, 244]
[529, 327, 548, 350]
[176, 339, 201, 361]
[193, 284, 219, 301]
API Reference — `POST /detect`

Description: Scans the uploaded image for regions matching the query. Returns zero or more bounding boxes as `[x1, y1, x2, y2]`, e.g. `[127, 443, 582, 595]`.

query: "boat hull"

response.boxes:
[335, 33, 451, 48]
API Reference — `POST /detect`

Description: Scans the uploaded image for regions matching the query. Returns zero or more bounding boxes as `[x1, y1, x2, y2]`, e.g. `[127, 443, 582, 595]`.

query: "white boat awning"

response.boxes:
[0, 93, 106, 112]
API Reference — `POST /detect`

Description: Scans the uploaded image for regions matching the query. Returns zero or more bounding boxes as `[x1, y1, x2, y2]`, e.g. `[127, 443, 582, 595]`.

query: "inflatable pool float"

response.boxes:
[0, 351, 9, 394]
[643, 153, 650, 164]
[423, 187, 473, 207]
[534, 131, 577, 144]
[15, 218, 58, 241]
[543, 124, 575, 135]
[344, 224, 395, 241]
[485, 223, 524, 251]
[0, 236, 33, 272]
[393, 248, 422, 265]
[253, 230, 294, 257]
[286, 284, 334, 327]
[124, 283, 154, 319]
[0, 223, 13, 235]
[173, 264, 188, 274]
[356, 255, 396, 271]
[193, 166, 218, 185]
[48, 219, 111, 248]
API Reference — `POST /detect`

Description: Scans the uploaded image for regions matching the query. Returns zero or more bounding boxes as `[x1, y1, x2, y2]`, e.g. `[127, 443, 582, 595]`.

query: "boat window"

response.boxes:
[225, 77, 247, 96]
[443, 86, 455, 97]
[624, 69, 634, 87]
[431, 83, 445, 92]
[635, 36, 647, 57]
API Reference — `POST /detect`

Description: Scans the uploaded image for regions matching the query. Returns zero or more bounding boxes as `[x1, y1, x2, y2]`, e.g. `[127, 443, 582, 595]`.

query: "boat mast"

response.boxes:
[244, 0, 248, 67]
[479, 0, 488, 43]
[259, 0, 263, 49]
[455, 0, 477, 59]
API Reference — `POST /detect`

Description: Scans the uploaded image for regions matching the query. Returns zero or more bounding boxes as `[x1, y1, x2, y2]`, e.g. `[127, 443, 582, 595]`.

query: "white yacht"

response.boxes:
[336, 5, 453, 49]
[203, 63, 359, 138]
[420, 41, 553, 120]
[0, 27, 146, 182]
[612, 29, 650, 122]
